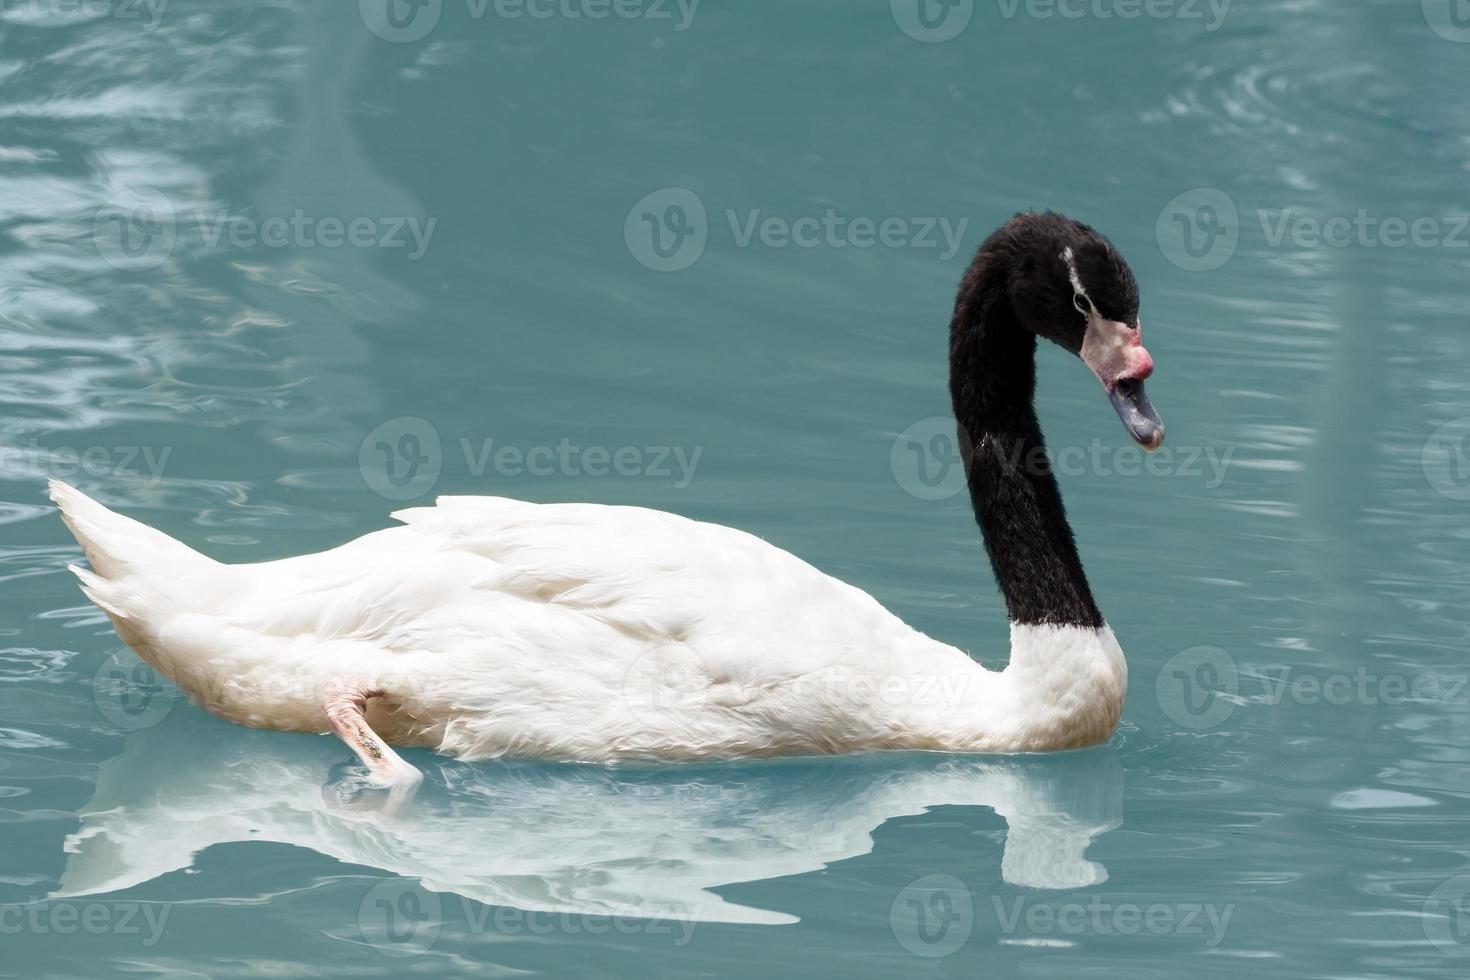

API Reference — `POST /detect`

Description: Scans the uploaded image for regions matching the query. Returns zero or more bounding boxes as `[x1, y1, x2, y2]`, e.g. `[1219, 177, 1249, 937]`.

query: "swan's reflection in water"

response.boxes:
[58, 710, 1122, 925]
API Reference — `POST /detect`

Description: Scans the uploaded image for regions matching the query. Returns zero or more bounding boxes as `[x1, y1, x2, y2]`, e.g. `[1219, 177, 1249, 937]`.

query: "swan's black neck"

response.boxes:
[949, 244, 1104, 630]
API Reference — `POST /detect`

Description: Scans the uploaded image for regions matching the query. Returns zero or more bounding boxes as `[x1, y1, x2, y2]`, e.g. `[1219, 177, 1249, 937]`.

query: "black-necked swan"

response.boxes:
[52, 211, 1162, 789]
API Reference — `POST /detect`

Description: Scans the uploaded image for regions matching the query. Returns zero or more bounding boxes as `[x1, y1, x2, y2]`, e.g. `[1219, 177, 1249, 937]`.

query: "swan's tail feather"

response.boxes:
[68, 563, 131, 620]
[49, 480, 216, 618]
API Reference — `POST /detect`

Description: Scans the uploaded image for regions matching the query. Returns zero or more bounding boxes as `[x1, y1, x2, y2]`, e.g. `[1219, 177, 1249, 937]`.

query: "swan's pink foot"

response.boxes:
[323, 678, 423, 793]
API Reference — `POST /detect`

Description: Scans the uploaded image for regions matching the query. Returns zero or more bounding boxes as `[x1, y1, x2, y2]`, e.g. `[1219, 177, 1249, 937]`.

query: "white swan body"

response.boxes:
[53, 482, 1126, 760]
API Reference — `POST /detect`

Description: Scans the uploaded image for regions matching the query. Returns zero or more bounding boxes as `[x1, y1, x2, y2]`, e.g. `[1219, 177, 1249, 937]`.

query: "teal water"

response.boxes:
[2, 0, 1469, 975]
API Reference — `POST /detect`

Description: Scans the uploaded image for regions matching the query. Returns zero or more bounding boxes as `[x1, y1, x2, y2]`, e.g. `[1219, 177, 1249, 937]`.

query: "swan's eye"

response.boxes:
[1072, 293, 1092, 317]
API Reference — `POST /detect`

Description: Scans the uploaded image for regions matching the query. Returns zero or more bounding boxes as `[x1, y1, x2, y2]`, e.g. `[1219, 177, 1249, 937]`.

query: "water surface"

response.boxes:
[2, 1, 1468, 976]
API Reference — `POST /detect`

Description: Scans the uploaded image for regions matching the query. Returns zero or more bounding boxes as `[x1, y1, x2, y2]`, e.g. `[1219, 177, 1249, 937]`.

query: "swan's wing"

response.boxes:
[386, 495, 903, 649]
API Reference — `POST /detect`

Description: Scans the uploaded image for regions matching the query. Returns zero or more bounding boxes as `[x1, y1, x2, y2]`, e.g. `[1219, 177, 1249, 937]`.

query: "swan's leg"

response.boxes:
[323, 678, 423, 791]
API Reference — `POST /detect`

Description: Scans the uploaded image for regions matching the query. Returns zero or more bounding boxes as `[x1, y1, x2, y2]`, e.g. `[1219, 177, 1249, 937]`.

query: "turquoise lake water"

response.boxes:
[3, 0, 1470, 976]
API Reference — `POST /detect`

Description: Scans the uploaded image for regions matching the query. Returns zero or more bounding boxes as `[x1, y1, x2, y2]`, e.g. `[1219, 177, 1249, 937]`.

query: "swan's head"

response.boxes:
[1006, 213, 1165, 451]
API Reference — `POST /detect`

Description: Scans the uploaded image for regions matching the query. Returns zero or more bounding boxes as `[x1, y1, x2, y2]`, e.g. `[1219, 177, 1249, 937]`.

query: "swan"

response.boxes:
[52, 211, 1163, 787]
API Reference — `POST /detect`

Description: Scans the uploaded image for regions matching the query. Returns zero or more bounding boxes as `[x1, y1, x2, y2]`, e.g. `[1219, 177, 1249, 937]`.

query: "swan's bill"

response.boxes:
[1079, 312, 1164, 452]
[1106, 378, 1165, 452]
